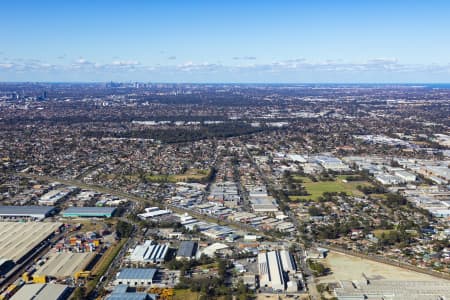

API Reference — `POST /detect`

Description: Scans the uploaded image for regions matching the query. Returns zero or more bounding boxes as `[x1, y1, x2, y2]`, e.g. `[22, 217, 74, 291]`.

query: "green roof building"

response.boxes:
[62, 207, 116, 218]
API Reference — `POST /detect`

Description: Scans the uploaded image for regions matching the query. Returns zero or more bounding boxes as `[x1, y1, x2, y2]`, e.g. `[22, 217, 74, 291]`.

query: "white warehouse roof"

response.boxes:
[129, 240, 169, 263]
[258, 250, 297, 292]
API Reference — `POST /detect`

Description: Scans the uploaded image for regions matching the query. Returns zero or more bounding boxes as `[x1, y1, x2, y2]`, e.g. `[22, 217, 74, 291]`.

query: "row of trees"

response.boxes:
[85, 122, 270, 144]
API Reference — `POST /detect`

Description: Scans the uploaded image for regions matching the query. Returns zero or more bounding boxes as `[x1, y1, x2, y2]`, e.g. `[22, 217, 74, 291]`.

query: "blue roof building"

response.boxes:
[176, 241, 198, 260]
[107, 285, 157, 300]
[114, 268, 158, 287]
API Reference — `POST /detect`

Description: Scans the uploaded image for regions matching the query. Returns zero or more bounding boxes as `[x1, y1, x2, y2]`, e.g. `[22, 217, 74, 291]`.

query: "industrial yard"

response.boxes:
[319, 252, 440, 283]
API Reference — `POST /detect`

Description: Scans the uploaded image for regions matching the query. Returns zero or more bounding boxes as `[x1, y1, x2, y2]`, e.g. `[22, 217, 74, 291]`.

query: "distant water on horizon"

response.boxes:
[422, 83, 450, 89]
[302, 83, 450, 89]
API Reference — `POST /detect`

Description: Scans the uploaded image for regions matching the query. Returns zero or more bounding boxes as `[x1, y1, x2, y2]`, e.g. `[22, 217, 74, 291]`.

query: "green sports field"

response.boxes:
[289, 175, 373, 201]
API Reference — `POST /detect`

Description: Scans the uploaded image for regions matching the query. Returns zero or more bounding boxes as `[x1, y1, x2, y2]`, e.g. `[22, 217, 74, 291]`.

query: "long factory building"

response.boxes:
[258, 250, 297, 292]
[0, 222, 62, 275]
[0, 206, 55, 221]
[334, 280, 450, 300]
[61, 206, 116, 218]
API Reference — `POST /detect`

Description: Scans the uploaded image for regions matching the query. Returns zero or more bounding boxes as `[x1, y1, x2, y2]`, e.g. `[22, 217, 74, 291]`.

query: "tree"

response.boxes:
[385, 193, 407, 207]
[116, 220, 133, 238]
[217, 258, 227, 279]
[308, 206, 322, 216]
[307, 259, 328, 276]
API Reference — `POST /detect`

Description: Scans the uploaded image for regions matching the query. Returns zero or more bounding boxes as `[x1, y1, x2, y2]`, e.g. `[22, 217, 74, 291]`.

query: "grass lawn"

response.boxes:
[173, 289, 201, 300]
[370, 193, 387, 200]
[289, 175, 373, 201]
[173, 290, 230, 300]
[146, 168, 211, 183]
[373, 229, 395, 238]
[102, 169, 211, 183]
[198, 262, 219, 270]
[292, 175, 312, 183]
[374, 229, 418, 239]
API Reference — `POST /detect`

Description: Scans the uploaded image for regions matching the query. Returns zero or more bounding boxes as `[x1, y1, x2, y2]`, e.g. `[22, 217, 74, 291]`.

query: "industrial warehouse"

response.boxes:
[138, 207, 172, 220]
[0, 206, 55, 221]
[34, 252, 96, 279]
[61, 206, 116, 218]
[258, 250, 299, 292]
[175, 241, 198, 260]
[0, 222, 62, 270]
[10, 283, 71, 300]
[128, 240, 169, 265]
[114, 268, 158, 287]
[333, 280, 450, 300]
[107, 285, 157, 300]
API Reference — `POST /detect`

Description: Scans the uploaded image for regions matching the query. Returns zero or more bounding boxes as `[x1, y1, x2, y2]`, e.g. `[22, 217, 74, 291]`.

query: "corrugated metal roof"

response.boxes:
[116, 268, 157, 280]
[34, 284, 68, 300]
[0, 205, 54, 215]
[129, 241, 168, 262]
[108, 294, 154, 300]
[267, 251, 284, 289]
[177, 241, 198, 258]
[63, 206, 116, 215]
[108, 285, 157, 300]
[10, 284, 44, 300]
[10, 284, 68, 300]
[279, 250, 296, 272]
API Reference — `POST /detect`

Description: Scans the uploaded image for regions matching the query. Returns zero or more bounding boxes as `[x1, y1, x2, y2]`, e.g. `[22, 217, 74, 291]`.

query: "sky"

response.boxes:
[1, 0, 450, 83]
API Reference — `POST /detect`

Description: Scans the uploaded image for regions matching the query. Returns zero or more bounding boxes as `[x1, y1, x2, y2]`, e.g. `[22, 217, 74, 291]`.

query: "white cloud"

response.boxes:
[1, 57, 450, 79]
[0, 63, 14, 69]
[367, 58, 398, 65]
[75, 58, 91, 65]
[233, 56, 257, 60]
[111, 60, 139, 66]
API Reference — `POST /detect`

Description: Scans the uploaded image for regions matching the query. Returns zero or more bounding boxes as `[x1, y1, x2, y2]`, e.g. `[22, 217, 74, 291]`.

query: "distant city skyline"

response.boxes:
[1, 0, 450, 82]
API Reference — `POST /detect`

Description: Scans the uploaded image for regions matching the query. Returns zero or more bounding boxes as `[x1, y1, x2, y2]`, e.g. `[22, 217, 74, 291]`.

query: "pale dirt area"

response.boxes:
[318, 251, 442, 283]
